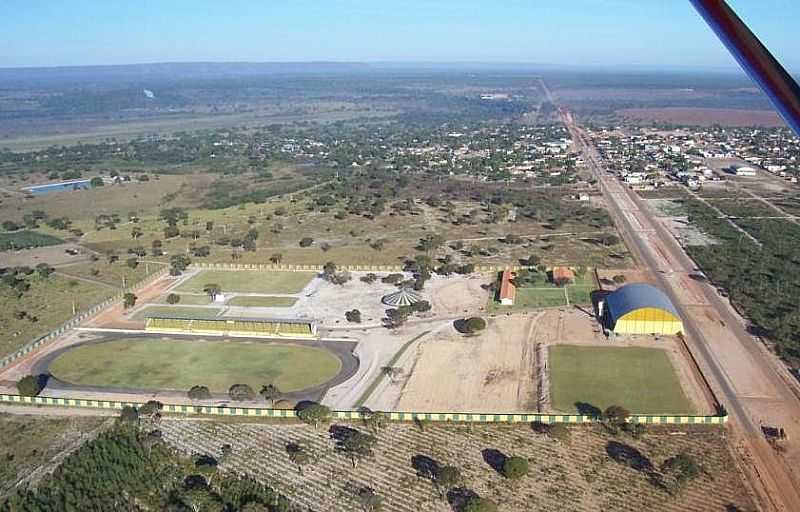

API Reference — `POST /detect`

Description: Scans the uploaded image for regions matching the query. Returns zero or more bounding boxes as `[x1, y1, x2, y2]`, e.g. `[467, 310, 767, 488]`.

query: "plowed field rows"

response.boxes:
[159, 419, 753, 512]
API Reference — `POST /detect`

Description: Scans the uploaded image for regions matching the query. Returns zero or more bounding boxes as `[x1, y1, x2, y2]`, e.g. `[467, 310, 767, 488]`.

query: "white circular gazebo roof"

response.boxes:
[382, 288, 424, 307]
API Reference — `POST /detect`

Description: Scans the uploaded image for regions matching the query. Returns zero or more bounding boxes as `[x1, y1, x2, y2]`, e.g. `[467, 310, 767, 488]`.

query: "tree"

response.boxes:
[297, 403, 331, 429]
[604, 405, 631, 433]
[359, 408, 388, 434]
[435, 466, 461, 496]
[464, 317, 486, 333]
[139, 400, 163, 420]
[170, 254, 191, 274]
[229, 383, 256, 401]
[188, 385, 211, 400]
[337, 429, 377, 468]
[354, 487, 383, 512]
[464, 496, 498, 512]
[260, 384, 281, 406]
[119, 405, 139, 425]
[411, 300, 431, 313]
[166, 293, 181, 304]
[661, 452, 700, 493]
[384, 307, 410, 329]
[502, 456, 529, 479]
[126, 257, 139, 269]
[323, 261, 337, 278]
[345, 309, 362, 323]
[299, 237, 314, 247]
[123, 292, 137, 309]
[131, 226, 143, 239]
[381, 366, 403, 383]
[286, 442, 312, 474]
[35, 263, 54, 279]
[203, 283, 221, 301]
[16, 375, 44, 396]
[90, 176, 105, 187]
[612, 274, 627, 284]
[270, 253, 283, 264]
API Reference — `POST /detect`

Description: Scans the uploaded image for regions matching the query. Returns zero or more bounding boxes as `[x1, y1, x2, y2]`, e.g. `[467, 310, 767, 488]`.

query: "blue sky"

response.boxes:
[2, 0, 798, 70]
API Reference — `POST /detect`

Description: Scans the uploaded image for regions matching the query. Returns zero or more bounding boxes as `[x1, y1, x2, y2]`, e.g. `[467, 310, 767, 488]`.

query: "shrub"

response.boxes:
[16, 375, 44, 396]
[229, 383, 256, 401]
[188, 385, 211, 400]
[502, 456, 529, 479]
[464, 317, 486, 333]
[166, 293, 181, 304]
[299, 237, 314, 247]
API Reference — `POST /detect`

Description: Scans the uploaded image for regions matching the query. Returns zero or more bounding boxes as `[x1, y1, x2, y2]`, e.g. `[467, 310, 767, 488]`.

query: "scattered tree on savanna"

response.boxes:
[435, 466, 462, 498]
[354, 486, 383, 512]
[259, 384, 281, 407]
[123, 292, 137, 309]
[170, 253, 191, 275]
[661, 452, 700, 494]
[118, 405, 139, 425]
[188, 385, 212, 400]
[464, 496, 498, 512]
[166, 293, 181, 304]
[333, 427, 377, 468]
[358, 407, 388, 434]
[604, 405, 631, 433]
[35, 263, 54, 279]
[139, 400, 163, 421]
[16, 375, 44, 396]
[229, 383, 256, 401]
[203, 283, 222, 301]
[502, 456, 529, 479]
[297, 403, 331, 429]
[286, 442, 312, 474]
[345, 309, 362, 323]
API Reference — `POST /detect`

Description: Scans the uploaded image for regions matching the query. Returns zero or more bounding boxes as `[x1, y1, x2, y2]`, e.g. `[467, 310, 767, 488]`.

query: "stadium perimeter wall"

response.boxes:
[191, 262, 525, 272]
[0, 394, 728, 425]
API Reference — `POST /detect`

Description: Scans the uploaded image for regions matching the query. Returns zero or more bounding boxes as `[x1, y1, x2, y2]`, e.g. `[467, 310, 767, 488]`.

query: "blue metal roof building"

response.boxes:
[604, 283, 683, 335]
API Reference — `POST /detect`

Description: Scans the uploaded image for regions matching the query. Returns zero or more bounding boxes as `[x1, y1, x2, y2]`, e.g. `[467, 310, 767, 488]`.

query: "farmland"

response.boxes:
[0, 231, 63, 251]
[48, 337, 343, 393]
[160, 419, 753, 512]
[549, 345, 694, 415]
[0, 414, 108, 495]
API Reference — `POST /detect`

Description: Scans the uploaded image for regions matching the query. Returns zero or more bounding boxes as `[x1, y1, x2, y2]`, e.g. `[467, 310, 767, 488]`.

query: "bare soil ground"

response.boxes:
[0, 244, 89, 268]
[159, 419, 755, 512]
[617, 107, 785, 127]
[392, 307, 712, 416]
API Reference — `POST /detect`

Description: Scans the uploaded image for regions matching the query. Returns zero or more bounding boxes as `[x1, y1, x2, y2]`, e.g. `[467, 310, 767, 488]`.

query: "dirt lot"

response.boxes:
[390, 308, 713, 416]
[617, 107, 785, 127]
[0, 243, 89, 268]
[160, 419, 755, 512]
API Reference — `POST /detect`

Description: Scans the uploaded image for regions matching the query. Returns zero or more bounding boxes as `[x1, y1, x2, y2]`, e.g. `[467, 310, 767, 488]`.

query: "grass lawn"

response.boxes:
[157, 294, 212, 305]
[226, 296, 298, 307]
[488, 287, 567, 312]
[132, 306, 222, 320]
[549, 345, 694, 415]
[177, 270, 315, 294]
[49, 337, 342, 393]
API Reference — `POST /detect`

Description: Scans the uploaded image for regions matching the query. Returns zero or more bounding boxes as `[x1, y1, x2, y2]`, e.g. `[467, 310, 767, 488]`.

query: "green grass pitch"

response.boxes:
[49, 337, 341, 393]
[176, 270, 316, 294]
[549, 345, 695, 415]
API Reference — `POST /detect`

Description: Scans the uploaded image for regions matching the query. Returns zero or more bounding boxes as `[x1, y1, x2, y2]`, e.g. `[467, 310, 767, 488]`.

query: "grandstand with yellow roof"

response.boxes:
[145, 315, 317, 338]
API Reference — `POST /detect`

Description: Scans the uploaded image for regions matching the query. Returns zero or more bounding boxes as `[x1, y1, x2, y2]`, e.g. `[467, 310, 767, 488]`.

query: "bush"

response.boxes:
[345, 309, 362, 323]
[16, 375, 44, 396]
[502, 456, 529, 479]
[229, 384, 256, 401]
[464, 317, 486, 333]
[299, 237, 314, 247]
[188, 385, 211, 400]
[166, 293, 181, 304]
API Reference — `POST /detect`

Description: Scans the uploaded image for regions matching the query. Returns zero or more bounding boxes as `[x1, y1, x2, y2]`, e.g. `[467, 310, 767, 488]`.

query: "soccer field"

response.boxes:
[49, 337, 342, 393]
[176, 270, 316, 294]
[549, 345, 694, 414]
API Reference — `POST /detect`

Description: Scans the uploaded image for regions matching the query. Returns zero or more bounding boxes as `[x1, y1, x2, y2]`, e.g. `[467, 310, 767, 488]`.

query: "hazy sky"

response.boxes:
[2, 0, 798, 70]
